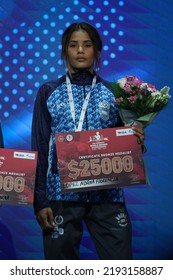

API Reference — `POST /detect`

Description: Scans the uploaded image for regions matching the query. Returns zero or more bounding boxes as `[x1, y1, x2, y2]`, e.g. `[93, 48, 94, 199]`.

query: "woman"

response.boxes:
[32, 22, 145, 260]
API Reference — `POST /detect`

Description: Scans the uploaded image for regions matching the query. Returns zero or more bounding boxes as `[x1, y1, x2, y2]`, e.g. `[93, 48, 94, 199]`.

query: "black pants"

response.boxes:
[43, 201, 132, 260]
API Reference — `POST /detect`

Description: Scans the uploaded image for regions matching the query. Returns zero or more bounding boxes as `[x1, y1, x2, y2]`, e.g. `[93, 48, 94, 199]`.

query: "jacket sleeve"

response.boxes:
[31, 84, 52, 215]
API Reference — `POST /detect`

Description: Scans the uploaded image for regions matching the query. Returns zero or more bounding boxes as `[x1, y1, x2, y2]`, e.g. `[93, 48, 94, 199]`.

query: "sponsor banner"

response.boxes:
[0, 148, 37, 206]
[56, 127, 146, 193]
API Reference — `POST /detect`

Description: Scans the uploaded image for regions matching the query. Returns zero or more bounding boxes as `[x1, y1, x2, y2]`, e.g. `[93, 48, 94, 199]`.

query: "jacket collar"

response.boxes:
[68, 70, 95, 86]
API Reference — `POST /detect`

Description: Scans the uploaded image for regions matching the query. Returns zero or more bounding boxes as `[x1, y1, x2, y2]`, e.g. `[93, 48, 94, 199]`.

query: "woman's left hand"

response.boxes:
[132, 125, 145, 144]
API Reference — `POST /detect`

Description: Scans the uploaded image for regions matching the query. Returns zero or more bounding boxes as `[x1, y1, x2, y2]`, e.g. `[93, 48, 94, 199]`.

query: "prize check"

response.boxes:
[0, 148, 37, 206]
[56, 126, 146, 193]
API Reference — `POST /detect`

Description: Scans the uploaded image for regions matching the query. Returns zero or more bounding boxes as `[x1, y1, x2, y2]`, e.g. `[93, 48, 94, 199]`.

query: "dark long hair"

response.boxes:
[61, 22, 102, 68]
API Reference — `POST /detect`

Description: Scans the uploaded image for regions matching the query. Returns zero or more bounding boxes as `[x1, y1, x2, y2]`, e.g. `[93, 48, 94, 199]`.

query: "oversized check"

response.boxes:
[0, 148, 37, 206]
[56, 127, 146, 193]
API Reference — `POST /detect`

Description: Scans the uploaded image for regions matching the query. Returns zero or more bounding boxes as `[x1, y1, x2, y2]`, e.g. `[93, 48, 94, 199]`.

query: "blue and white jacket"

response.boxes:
[32, 71, 125, 214]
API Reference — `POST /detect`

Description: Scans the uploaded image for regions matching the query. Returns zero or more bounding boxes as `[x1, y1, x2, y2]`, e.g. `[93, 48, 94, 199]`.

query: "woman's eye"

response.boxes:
[69, 44, 76, 48]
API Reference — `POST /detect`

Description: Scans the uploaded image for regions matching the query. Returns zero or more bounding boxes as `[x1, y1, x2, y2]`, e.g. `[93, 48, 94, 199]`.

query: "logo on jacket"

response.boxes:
[99, 103, 110, 121]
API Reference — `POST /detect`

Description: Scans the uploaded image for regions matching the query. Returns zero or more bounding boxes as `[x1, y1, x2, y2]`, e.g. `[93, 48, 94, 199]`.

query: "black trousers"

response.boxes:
[43, 201, 132, 260]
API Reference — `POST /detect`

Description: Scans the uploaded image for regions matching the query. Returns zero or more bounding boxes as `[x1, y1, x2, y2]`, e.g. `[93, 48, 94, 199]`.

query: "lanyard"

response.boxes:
[66, 74, 96, 132]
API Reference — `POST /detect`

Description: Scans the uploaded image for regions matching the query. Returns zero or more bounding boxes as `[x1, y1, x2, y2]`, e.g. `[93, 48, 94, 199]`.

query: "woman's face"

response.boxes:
[66, 30, 98, 73]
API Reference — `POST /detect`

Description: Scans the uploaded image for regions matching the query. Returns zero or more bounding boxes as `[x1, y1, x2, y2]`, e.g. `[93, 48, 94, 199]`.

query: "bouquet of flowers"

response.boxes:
[111, 75, 171, 128]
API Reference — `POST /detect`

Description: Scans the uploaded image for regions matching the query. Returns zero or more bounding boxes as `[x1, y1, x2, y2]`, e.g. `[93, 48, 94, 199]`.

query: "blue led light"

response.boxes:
[4, 51, 10, 56]
[43, 59, 48, 65]
[35, 37, 40, 42]
[43, 29, 49, 35]
[110, 8, 116, 13]
[103, 30, 109, 36]
[88, 15, 94, 20]
[19, 82, 25, 87]
[103, 1, 109, 6]
[27, 74, 33, 79]
[81, 8, 86, 13]
[20, 36, 25, 42]
[96, 23, 101, 28]
[12, 104, 17, 110]
[118, 16, 124, 21]
[58, 59, 63, 65]
[103, 15, 109, 21]
[103, 45, 109, 51]
[73, 15, 79, 20]
[4, 96, 10, 102]
[34, 82, 40, 88]
[110, 53, 116, 58]
[43, 44, 49, 50]
[58, 15, 64, 20]
[118, 30, 124, 36]
[103, 60, 109, 66]
[96, 8, 101, 13]
[4, 36, 10, 41]
[42, 75, 48, 80]
[119, 1, 124, 6]
[50, 52, 55, 57]
[19, 97, 25, 102]
[12, 89, 18, 94]
[13, 44, 18, 49]
[58, 29, 63, 35]
[28, 59, 33, 64]
[12, 59, 18, 64]
[74, 0, 79, 5]
[110, 23, 116, 28]
[35, 52, 40, 57]
[43, 14, 49, 20]
[4, 112, 9, 118]
[50, 37, 56, 42]
[88, 0, 94, 5]
[27, 89, 33, 95]
[27, 44, 33, 50]
[65, 7, 71, 12]
[34, 67, 40, 72]
[35, 21, 41, 27]
[50, 67, 55, 72]
[20, 51, 25, 57]
[110, 38, 116, 43]
[118, 45, 124, 51]
[50, 22, 56, 27]
[12, 29, 18, 34]
[28, 28, 34, 35]
[4, 82, 10, 87]
[19, 66, 25, 72]
[12, 74, 18, 79]
[50, 7, 56, 12]
[4, 66, 10, 72]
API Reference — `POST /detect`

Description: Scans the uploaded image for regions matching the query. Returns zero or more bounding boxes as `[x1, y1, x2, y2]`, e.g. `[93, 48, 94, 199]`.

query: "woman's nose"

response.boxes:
[78, 45, 84, 53]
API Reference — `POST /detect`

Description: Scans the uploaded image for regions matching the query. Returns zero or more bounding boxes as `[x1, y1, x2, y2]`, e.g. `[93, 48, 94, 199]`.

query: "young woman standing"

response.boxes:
[32, 22, 145, 260]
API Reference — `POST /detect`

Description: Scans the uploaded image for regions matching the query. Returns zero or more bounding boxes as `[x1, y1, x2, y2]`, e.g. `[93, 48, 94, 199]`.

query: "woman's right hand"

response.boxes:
[36, 207, 55, 230]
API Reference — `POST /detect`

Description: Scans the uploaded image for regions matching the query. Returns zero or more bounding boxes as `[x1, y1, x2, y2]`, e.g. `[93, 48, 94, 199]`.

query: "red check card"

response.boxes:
[0, 148, 37, 206]
[56, 127, 146, 193]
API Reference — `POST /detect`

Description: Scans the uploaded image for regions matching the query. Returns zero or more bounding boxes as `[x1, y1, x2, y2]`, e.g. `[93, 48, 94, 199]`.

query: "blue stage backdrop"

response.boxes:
[0, 0, 173, 260]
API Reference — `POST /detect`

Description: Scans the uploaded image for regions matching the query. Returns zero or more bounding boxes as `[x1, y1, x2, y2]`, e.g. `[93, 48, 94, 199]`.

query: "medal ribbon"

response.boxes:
[66, 75, 96, 132]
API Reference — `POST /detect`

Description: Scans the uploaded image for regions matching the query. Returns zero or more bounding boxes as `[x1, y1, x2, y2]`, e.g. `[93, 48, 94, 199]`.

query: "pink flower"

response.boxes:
[127, 95, 138, 104]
